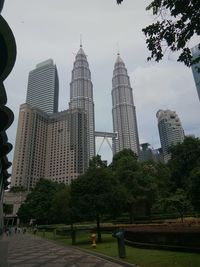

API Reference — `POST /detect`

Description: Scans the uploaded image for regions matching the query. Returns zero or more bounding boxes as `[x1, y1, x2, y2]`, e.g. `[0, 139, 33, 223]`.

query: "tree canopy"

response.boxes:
[18, 179, 64, 224]
[17, 141, 200, 225]
[168, 136, 200, 191]
[50, 186, 71, 224]
[117, 0, 200, 66]
[71, 155, 125, 241]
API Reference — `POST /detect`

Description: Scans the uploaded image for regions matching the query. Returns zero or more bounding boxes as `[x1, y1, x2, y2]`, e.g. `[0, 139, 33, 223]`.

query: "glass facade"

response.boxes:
[26, 59, 59, 114]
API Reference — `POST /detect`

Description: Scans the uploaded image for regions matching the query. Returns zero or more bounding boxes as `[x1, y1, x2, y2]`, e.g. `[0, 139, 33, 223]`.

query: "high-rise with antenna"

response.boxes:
[69, 44, 95, 161]
[111, 53, 140, 155]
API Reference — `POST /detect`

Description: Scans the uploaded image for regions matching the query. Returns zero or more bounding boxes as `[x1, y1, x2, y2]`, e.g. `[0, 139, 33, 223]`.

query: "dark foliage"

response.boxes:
[17, 179, 65, 224]
[116, 0, 200, 66]
[168, 136, 200, 192]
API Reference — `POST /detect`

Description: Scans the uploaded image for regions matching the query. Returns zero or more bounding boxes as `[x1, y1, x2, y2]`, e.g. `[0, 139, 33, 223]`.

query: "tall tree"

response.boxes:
[18, 179, 64, 224]
[111, 149, 142, 222]
[168, 136, 200, 192]
[50, 186, 71, 224]
[138, 163, 160, 217]
[117, 0, 200, 66]
[189, 167, 200, 212]
[164, 189, 192, 222]
[71, 156, 125, 242]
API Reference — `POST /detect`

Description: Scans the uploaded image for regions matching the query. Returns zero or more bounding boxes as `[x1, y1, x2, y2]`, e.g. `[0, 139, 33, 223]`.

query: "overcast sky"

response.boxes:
[3, 0, 200, 164]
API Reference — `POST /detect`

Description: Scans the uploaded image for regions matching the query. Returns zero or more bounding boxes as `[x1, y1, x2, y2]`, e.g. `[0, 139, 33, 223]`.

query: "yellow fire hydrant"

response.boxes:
[91, 233, 96, 248]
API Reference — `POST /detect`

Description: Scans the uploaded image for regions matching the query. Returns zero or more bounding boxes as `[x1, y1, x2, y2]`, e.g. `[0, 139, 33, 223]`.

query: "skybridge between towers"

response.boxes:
[95, 131, 117, 155]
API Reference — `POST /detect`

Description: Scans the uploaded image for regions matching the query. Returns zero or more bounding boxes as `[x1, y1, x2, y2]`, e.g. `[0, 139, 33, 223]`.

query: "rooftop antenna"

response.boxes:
[79, 34, 88, 57]
[117, 42, 120, 56]
[80, 34, 83, 47]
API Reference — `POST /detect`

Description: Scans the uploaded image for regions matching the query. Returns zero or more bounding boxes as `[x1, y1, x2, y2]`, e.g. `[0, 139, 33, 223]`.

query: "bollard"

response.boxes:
[112, 230, 126, 258]
[91, 233, 96, 248]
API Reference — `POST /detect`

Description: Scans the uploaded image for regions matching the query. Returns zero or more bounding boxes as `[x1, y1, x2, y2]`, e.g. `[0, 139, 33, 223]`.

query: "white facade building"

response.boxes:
[112, 54, 140, 155]
[156, 109, 184, 163]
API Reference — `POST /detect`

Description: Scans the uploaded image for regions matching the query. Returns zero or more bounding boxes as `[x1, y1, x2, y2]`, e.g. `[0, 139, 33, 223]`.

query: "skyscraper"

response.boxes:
[112, 54, 140, 155]
[26, 59, 59, 114]
[191, 44, 200, 101]
[69, 45, 95, 160]
[156, 109, 184, 163]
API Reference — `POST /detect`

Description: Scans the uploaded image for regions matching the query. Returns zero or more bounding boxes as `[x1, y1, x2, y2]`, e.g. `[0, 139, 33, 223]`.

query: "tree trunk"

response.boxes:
[96, 214, 102, 243]
[129, 204, 134, 224]
[180, 212, 184, 223]
[71, 224, 76, 245]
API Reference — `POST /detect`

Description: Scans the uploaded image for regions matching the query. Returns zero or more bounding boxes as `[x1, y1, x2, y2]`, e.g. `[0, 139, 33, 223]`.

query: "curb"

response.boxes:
[75, 246, 139, 267]
[34, 234, 138, 267]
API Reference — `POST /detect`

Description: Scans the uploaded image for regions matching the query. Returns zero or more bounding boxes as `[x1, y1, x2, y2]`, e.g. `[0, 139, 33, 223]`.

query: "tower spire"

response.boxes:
[117, 42, 120, 56]
[80, 34, 82, 48]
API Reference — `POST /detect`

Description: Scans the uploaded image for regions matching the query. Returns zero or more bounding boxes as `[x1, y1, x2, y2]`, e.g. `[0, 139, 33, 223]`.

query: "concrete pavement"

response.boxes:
[0, 233, 136, 267]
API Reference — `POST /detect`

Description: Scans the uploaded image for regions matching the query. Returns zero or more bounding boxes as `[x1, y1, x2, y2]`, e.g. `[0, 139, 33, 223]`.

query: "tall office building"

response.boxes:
[112, 54, 140, 155]
[69, 45, 95, 160]
[156, 109, 184, 163]
[26, 59, 59, 114]
[191, 44, 200, 101]
[11, 104, 87, 190]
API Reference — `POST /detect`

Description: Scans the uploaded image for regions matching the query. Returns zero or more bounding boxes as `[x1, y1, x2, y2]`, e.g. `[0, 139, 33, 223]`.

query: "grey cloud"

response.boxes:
[3, 0, 200, 163]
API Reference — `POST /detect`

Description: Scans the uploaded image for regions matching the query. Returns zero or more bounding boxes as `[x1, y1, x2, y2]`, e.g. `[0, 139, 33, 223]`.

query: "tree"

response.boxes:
[50, 186, 72, 224]
[112, 149, 143, 222]
[117, 0, 200, 67]
[168, 136, 200, 192]
[165, 189, 192, 222]
[189, 167, 200, 212]
[153, 161, 171, 198]
[9, 186, 26, 192]
[18, 179, 64, 224]
[71, 156, 125, 242]
[112, 151, 171, 221]
[138, 163, 159, 217]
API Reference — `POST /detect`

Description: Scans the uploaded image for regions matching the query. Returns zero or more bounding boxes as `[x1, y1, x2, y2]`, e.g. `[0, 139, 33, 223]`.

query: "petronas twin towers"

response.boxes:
[69, 45, 139, 158]
[11, 45, 139, 188]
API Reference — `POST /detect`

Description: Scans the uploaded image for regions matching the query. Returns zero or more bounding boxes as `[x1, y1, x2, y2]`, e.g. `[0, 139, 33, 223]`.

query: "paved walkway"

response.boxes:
[0, 233, 136, 267]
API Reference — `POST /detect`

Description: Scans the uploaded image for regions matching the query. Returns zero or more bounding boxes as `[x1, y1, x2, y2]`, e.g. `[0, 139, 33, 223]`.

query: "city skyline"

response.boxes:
[3, 0, 200, 164]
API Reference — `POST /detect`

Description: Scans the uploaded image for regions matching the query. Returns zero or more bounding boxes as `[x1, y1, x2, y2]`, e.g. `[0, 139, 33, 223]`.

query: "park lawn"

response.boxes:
[36, 231, 200, 267]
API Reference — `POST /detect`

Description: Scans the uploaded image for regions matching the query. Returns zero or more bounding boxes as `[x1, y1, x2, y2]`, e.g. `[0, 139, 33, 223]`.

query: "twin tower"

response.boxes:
[11, 45, 139, 189]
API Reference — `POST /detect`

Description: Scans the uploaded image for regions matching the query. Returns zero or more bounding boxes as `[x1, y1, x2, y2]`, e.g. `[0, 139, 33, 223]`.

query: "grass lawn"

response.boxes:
[36, 231, 200, 267]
